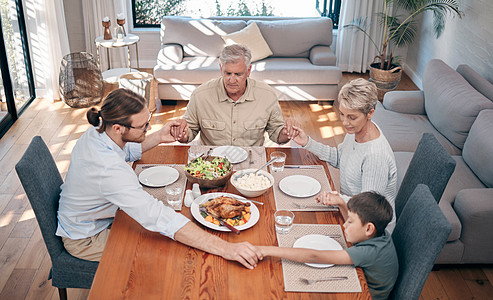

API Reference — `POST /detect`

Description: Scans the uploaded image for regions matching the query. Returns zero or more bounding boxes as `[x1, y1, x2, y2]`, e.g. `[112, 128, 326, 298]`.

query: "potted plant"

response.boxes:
[344, 0, 463, 95]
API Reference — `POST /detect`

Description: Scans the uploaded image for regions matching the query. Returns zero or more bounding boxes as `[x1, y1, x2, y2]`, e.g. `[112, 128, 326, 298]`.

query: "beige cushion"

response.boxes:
[221, 22, 272, 62]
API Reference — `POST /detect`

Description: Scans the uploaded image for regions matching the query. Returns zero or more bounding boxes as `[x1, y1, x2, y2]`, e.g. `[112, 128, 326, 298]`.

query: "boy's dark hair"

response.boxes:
[347, 191, 393, 236]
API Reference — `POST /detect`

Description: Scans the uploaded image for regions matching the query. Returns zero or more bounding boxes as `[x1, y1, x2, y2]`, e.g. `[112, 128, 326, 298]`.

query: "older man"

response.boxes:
[174, 44, 298, 146]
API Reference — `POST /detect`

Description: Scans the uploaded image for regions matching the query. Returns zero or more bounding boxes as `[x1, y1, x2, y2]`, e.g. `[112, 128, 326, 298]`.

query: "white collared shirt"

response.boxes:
[56, 126, 190, 240]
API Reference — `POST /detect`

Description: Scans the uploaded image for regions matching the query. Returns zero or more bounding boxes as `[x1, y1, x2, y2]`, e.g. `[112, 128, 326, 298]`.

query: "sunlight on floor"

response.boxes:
[309, 103, 323, 112]
[333, 126, 345, 135]
[0, 211, 13, 228]
[319, 126, 335, 139]
[20, 209, 35, 221]
[327, 111, 339, 122]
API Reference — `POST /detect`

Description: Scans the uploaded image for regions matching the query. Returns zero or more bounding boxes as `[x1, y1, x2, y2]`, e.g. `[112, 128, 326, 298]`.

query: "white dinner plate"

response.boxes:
[211, 146, 248, 164]
[279, 175, 321, 198]
[138, 166, 179, 187]
[190, 192, 260, 232]
[293, 234, 343, 268]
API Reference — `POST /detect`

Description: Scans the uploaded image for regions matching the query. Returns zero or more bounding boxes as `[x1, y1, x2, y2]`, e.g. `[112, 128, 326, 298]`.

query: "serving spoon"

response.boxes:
[253, 157, 277, 174]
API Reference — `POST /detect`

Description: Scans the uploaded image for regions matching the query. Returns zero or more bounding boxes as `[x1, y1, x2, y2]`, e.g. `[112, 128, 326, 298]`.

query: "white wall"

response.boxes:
[403, 0, 493, 89]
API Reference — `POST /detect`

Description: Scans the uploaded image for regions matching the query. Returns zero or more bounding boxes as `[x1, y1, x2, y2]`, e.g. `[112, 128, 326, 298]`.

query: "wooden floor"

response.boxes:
[0, 72, 492, 299]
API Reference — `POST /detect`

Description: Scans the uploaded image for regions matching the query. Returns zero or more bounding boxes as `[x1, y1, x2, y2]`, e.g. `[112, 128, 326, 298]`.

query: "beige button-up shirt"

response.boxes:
[183, 77, 285, 146]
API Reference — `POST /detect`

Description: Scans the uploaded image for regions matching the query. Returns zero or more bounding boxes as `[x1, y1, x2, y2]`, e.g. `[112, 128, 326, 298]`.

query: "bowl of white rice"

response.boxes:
[230, 169, 274, 198]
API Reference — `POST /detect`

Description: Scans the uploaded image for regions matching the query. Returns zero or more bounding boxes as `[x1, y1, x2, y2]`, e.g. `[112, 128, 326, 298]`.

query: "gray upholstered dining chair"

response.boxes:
[389, 184, 452, 300]
[395, 133, 456, 219]
[15, 136, 98, 300]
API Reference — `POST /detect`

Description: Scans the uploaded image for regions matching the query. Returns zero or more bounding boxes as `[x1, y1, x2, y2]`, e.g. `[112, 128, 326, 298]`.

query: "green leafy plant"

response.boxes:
[344, 0, 463, 70]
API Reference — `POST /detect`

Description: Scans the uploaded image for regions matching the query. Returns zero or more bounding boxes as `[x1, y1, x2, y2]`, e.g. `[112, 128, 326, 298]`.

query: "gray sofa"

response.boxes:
[373, 59, 493, 264]
[154, 16, 341, 101]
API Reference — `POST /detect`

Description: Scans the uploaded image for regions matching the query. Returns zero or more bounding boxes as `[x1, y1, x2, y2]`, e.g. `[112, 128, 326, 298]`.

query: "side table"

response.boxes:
[95, 33, 140, 83]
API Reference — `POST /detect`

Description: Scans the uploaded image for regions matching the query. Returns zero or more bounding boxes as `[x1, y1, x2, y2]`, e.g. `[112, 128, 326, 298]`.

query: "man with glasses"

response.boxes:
[56, 88, 262, 269]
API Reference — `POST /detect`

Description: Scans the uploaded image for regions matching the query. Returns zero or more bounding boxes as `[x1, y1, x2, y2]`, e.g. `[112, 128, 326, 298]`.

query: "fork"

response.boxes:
[293, 202, 338, 210]
[249, 150, 254, 165]
[299, 276, 348, 285]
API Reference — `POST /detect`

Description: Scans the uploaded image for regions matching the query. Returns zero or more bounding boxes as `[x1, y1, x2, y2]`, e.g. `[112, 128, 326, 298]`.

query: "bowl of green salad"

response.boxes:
[184, 156, 233, 188]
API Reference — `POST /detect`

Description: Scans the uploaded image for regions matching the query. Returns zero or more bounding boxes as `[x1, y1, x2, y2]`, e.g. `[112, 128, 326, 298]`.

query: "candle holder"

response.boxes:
[102, 20, 112, 40]
[116, 18, 126, 36]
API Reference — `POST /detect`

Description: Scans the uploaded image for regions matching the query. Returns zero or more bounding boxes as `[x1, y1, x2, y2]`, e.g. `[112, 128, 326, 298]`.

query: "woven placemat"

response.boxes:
[134, 164, 187, 211]
[277, 224, 361, 293]
[189, 145, 267, 170]
[271, 166, 337, 211]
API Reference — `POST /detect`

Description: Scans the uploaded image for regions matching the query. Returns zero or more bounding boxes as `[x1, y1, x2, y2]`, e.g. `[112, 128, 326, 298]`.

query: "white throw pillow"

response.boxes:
[221, 22, 273, 62]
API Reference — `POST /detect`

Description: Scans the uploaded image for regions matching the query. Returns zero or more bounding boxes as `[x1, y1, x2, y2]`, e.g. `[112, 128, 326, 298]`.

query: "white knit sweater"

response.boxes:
[304, 124, 397, 232]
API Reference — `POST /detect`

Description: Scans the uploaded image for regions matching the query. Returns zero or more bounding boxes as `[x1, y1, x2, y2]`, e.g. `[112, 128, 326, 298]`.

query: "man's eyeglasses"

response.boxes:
[121, 112, 153, 132]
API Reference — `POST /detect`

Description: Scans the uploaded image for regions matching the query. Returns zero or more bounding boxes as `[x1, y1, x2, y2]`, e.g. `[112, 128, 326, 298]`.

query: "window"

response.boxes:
[0, 0, 35, 138]
[132, 0, 342, 28]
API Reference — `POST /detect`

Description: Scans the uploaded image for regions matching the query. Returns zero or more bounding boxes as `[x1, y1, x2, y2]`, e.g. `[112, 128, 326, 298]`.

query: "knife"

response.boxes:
[200, 207, 240, 234]
[284, 165, 320, 169]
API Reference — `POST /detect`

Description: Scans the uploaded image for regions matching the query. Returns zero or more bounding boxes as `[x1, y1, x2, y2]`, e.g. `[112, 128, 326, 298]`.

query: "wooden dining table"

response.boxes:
[88, 145, 370, 299]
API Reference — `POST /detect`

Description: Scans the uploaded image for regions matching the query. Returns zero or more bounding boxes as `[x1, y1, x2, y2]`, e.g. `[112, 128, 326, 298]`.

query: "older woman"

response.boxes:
[292, 78, 397, 232]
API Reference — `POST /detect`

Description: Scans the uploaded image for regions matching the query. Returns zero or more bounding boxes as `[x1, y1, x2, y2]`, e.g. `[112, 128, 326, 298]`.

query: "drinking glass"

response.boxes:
[187, 148, 201, 163]
[274, 210, 294, 234]
[270, 151, 286, 172]
[165, 186, 183, 209]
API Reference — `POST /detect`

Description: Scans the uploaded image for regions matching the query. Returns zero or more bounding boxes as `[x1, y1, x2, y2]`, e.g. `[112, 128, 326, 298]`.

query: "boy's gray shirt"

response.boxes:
[346, 231, 399, 300]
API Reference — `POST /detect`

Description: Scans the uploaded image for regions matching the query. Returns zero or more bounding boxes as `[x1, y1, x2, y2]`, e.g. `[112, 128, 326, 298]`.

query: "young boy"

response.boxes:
[259, 191, 399, 300]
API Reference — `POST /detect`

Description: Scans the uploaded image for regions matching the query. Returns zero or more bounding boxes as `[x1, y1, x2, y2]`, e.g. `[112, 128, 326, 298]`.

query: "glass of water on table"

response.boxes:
[270, 151, 286, 172]
[274, 210, 295, 234]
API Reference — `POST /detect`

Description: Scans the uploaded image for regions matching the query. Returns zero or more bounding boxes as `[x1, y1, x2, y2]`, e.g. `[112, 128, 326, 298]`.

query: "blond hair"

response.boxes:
[338, 78, 378, 115]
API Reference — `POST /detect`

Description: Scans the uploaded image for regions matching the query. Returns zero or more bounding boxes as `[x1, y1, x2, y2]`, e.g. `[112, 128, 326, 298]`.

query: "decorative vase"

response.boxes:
[369, 63, 402, 100]
[59, 52, 103, 108]
[102, 20, 112, 40]
[116, 18, 126, 36]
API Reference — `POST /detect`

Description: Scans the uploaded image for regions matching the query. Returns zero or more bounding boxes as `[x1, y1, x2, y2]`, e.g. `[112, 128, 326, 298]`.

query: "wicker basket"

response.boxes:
[59, 52, 103, 108]
[369, 62, 402, 99]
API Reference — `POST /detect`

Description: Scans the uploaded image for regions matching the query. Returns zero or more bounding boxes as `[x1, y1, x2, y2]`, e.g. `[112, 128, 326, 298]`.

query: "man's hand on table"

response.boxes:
[174, 222, 262, 270]
[170, 118, 189, 142]
[220, 241, 263, 270]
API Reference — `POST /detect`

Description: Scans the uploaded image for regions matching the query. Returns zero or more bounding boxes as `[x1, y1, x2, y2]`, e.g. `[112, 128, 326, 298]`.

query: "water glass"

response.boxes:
[274, 210, 294, 234]
[165, 186, 183, 209]
[270, 151, 286, 172]
[187, 148, 201, 163]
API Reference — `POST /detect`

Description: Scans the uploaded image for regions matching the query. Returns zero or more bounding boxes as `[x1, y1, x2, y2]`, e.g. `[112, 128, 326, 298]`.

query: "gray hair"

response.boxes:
[219, 44, 252, 68]
[338, 78, 378, 115]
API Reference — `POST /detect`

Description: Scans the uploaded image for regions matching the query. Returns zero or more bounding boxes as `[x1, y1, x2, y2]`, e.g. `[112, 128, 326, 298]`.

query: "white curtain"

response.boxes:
[25, 0, 70, 100]
[82, 0, 127, 70]
[336, 0, 385, 73]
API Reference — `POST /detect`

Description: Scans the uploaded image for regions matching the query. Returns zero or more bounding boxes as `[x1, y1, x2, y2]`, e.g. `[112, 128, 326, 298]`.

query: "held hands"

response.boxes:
[281, 118, 300, 139]
[290, 125, 309, 147]
[280, 119, 309, 146]
[169, 119, 189, 143]
[222, 241, 263, 269]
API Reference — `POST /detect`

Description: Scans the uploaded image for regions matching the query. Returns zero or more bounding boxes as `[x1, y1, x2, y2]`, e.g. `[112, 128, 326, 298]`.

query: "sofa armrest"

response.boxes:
[309, 46, 336, 66]
[157, 44, 183, 65]
[382, 90, 426, 115]
[453, 188, 493, 261]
